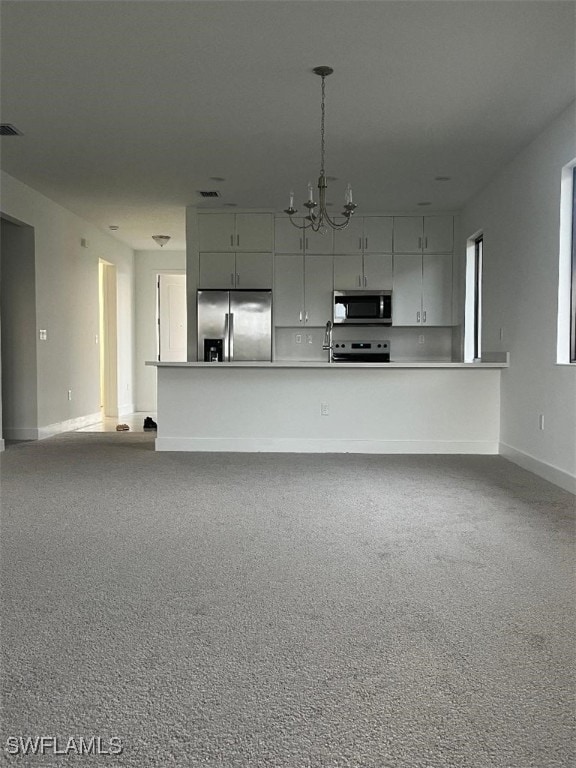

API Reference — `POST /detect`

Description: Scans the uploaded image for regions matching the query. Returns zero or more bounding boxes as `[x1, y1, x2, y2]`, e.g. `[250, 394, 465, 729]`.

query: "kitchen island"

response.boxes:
[147, 360, 507, 453]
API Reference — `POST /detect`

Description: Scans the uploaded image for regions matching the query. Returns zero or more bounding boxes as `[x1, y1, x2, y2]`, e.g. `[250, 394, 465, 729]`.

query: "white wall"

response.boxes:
[134, 249, 186, 411]
[0, 171, 135, 436]
[460, 102, 576, 492]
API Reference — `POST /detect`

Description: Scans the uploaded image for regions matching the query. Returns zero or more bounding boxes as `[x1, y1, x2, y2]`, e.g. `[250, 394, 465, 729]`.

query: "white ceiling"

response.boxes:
[1, 0, 575, 251]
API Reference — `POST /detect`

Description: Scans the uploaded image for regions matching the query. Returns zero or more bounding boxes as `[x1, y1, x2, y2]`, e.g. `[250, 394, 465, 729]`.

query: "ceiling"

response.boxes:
[1, 0, 575, 251]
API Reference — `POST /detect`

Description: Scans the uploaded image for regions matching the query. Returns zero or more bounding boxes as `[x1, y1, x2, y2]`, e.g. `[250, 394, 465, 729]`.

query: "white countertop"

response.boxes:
[147, 359, 508, 369]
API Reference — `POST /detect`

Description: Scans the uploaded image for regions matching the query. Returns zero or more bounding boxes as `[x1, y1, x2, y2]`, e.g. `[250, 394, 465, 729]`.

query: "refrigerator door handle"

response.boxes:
[224, 313, 230, 360]
[229, 312, 234, 360]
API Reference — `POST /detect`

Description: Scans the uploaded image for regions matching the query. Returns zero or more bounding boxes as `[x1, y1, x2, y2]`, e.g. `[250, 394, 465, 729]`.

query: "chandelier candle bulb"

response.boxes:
[308, 182, 314, 202]
[289, 191, 294, 209]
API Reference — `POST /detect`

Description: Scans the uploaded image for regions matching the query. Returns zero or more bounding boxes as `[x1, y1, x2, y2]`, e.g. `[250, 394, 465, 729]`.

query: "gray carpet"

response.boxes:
[1, 432, 574, 768]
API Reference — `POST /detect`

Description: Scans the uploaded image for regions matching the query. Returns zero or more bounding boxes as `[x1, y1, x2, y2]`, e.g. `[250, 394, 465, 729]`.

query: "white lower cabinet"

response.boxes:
[393, 253, 453, 326]
[274, 253, 333, 326]
[199, 252, 272, 289]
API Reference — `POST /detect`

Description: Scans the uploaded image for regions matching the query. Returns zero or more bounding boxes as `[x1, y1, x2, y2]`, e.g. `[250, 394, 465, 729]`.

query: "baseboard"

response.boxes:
[37, 412, 103, 440]
[499, 442, 576, 494]
[155, 437, 500, 454]
[2, 427, 40, 440]
[118, 403, 135, 418]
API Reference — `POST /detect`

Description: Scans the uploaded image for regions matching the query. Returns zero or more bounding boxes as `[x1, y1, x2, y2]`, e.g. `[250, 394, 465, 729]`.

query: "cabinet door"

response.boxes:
[393, 216, 423, 254]
[235, 214, 273, 252]
[333, 253, 363, 289]
[235, 252, 272, 289]
[304, 254, 334, 326]
[199, 252, 236, 288]
[424, 216, 453, 254]
[363, 253, 393, 290]
[422, 253, 453, 325]
[198, 214, 235, 251]
[364, 217, 393, 253]
[305, 227, 334, 255]
[392, 254, 422, 325]
[274, 254, 304, 326]
[274, 217, 304, 254]
[333, 217, 363, 254]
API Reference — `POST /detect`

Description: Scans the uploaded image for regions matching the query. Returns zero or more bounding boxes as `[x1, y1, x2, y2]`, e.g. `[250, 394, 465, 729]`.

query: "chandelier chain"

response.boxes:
[320, 74, 326, 176]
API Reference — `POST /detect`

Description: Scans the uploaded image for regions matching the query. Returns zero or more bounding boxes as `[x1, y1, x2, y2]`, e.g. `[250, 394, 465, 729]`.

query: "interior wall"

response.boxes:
[0, 171, 135, 433]
[134, 249, 186, 412]
[460, 101, 576, 490]
[0, 218, 38, 440]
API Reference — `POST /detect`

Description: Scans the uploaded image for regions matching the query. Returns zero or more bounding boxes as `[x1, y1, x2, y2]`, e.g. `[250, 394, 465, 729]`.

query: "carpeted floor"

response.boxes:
[1, 432, 574, 767]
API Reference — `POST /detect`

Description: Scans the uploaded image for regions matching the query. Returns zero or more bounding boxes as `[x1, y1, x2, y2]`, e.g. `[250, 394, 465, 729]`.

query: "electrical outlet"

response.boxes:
[39, 329, 48, 341]
[539, 414, 545, 430]
[67, 390, 72, 401]
[320, 402, 329, 416]
[418, 335, 425, 344]
[295, 334, 302, 344]
[95, 334, 99, 345]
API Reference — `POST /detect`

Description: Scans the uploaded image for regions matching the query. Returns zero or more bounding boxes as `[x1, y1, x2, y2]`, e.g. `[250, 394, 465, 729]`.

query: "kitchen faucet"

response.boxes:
[323, 320, 333, 362]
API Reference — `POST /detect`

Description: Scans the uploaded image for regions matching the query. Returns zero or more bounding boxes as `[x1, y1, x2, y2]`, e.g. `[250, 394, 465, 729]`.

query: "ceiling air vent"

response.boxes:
[197, 190, 221, 198]
[0, 124, 23, 136]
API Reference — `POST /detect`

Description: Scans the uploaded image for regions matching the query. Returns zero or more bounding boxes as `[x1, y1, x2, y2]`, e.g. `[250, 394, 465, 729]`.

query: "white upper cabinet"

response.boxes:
[304, 254, 334, 326]
[392, 254, 423, 325]
[199, 252, 272, 289]
[363, 253, 393, 289]
[198, 213, 273, 252]
[393, 215, 453, 254]
[332, 217, 364, 253]
[274, 217, 304, 253]
[423, 216, 453, 254]
[333, 253, 393, 290]
[393, 217, 424, 254]
[274, 218, 333, 254]
[333, 217, 393, 254]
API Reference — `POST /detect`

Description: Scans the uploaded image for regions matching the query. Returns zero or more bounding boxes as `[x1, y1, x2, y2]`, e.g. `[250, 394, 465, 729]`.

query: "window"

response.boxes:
[570, 167, 576, 362]
[464, 232, 483, 362]
[557, 160, 576, 364]
[474, 236, 483, 361]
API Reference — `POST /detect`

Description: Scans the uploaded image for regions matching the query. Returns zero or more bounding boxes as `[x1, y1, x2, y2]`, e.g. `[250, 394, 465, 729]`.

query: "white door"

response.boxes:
[158, 273, 187, 361]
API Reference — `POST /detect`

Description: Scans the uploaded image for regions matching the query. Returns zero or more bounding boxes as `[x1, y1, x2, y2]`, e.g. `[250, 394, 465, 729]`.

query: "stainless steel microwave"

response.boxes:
[333, 290, 392, 325]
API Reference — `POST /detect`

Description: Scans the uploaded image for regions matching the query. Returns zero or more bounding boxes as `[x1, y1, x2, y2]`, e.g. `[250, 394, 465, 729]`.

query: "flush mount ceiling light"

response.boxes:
[152, 235, 171, 248]
[284, 66, 357, 231]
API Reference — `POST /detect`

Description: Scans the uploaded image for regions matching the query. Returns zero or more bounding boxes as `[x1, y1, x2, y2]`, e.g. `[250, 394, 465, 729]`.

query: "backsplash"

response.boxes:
[274, 326, 456, 362]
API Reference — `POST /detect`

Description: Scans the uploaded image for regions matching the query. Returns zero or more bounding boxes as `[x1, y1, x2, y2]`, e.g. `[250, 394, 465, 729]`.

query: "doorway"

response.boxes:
[98, 259, 119, 417]
[157, 273, 187, 362]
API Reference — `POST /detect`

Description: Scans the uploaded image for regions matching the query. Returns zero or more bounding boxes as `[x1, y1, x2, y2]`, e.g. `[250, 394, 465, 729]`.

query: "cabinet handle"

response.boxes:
[365, 237, 368, 250]
[423, 310, 427, 323]
[359, 237, 362, 250]
[299, 311, 303, 323]
[417, 311, 421, 323]
[230, 234, 234, 247]
[418, 237, 422, 250]
[236, 273, 240, 285]
[300, 237, 303, 251]
[358, 275, 362, 287]
[237, 234, 240, 247]
[230, 273, 235, 286]
[364, 275, 367, 287]
[424, 237, 428, 250]
[305, 312, 309, 323]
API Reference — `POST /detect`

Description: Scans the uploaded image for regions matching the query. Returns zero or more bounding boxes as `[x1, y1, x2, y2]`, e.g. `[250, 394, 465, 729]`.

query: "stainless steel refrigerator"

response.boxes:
[197, 290, 272, 362]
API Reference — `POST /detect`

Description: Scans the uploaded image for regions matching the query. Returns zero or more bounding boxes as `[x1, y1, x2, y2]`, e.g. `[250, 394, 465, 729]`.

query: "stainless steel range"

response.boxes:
[331, 339, 390, 363]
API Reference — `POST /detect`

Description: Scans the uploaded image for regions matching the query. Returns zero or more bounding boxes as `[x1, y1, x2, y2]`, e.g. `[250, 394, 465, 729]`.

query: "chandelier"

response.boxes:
[284, 66, 357, 231]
